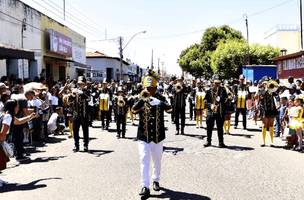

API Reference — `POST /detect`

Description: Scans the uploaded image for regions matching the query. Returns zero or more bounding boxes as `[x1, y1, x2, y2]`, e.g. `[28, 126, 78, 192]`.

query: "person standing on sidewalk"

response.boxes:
[132, 69, 172, 198]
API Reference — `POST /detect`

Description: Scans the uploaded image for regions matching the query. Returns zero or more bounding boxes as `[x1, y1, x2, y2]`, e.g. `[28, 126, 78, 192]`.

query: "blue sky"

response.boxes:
[21, 0, 300, 75]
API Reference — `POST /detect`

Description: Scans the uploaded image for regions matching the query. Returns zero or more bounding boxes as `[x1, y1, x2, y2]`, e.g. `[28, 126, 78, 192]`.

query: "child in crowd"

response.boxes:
[47, 107, 65, 135]
[275, 96, 288, 137]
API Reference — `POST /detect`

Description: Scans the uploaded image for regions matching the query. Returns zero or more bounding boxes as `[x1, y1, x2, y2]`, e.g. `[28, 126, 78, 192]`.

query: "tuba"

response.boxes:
[140, 89, 150, 101]
[175, 82, 183, 93]
[117, 96, 125, 107]
[267, 80, 278, 93]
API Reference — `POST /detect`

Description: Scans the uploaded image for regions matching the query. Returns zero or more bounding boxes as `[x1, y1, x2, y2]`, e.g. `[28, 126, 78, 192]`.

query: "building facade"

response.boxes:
[87, 51, 131, 82]
[0, 0, 86, 82]
[0, 0, 40, 80]
[264, 24, 301, 54]
[274, 51, 304, 80]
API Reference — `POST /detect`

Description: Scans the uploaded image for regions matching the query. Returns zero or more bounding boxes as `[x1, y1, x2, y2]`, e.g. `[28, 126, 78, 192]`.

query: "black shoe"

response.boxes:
[270, 144, 275, 148]
[122, 134, 125, 138]
[16, 156, 30, 161]
[153, 181, 160, 191]
[116, 134, 120, 139]
[181, 129, 184, 135]
[204, 142, 211, 147]
[219, 143, 227, 148]
[73, 147, 79, 152]
[234, 126, 237, 129]
[139, 187, 150, 196]
[84, 146, 89, 152]
[260, 144, 266, 147]
[175, 130, 179, 135]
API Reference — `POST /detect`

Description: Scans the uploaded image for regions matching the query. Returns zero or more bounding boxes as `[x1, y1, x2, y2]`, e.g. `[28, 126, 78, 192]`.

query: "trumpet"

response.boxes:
[140, 89, 150, 101]
[117, 96, 125, 107]
[175, 83, 183, 93]
[267, 80, 279, 93]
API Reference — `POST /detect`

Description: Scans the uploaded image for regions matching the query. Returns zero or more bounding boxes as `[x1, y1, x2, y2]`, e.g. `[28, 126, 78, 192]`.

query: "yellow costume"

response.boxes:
[195, 91, 205, 128]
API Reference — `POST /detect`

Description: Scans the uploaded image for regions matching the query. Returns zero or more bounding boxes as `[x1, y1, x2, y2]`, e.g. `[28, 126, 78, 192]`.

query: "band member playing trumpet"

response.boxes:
[204, 74, 228, 148]
[72, 76, 90, 152]
[132, 70, 172, 197]
[258, 78, 278, 147]
[114, 89, 128, 138]
[173, 79, 187, 135]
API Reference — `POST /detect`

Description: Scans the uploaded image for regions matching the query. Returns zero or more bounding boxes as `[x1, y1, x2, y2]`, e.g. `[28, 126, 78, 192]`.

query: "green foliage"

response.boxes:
[201, 25, 244, 51]
[178, 25, 244, 78]
[178, 24, 280, 79]
[211, 40, 280, 79]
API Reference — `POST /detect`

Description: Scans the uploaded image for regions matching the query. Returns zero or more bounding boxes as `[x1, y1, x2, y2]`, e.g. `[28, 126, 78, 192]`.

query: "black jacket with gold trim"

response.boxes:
[132, 94, 171, 143]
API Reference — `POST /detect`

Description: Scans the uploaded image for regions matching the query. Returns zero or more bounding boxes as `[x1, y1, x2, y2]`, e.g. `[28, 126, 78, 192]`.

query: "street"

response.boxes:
[1, 113, 304, 200]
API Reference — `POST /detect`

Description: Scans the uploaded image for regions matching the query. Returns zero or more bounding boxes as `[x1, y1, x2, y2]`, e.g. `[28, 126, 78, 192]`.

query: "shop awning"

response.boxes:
[44, 55, 89, 69]
[0, 45, 35, 60]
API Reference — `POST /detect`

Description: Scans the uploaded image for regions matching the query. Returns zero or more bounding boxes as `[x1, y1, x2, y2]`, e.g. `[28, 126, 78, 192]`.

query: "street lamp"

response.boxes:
[119, 30, 146, 80]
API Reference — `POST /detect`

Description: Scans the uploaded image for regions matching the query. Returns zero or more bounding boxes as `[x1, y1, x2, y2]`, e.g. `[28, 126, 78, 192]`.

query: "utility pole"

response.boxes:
[63, 0, 66, 20]
[119, 36, 123, 81]
[300, 0, 303, 49]
[151, 49, 154, 69]
[244, 14, 250, 65]
[157, 58, 160, 75]
[21, 18, 26, 80]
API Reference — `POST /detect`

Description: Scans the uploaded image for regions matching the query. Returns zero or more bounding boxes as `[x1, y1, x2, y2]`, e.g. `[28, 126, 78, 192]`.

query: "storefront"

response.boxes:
[0, 44, 35, 80]
[274, 51, 304, 80]
[40, 15, 86, 83]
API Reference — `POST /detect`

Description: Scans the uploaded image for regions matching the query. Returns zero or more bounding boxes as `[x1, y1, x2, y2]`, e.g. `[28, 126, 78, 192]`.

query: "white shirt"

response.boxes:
[2, 113, 12, 126]
[47, 113, 58, 131]
[51, 96, 59, 106]
[0, 101, 4, 114]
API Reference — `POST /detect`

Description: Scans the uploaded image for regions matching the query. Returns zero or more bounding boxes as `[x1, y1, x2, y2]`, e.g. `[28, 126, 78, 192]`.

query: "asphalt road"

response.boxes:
[1, 114, 304, 200]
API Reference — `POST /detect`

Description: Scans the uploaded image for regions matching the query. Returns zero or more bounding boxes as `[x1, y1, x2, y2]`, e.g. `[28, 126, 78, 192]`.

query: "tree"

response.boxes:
[178, 44, 213, 78]
[201, 25, 244, 51]
[178, 25, 245, 78]
[211, 39, 280, 79]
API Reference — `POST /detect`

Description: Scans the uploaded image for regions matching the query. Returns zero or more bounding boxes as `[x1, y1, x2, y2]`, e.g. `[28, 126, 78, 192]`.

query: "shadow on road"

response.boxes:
[142, 187, 211, 200]
[163, 146, 184, 155]
[224, 145, 255, 151]
[24, 146, 46, 154]
[86, 149, 114, 157]
[0, 178, 62, 193]
[79, 137, 98, 141]
[182, 133, 206, 140]
[246, 128, 261, 132]
[229, 133, 254, 139]
[18, 156, 66, 164]
[45, 136, 67, 144]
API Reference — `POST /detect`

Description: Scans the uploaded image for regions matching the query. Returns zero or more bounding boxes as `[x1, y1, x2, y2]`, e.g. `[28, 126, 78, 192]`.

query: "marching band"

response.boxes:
[16, 70, 302, 198]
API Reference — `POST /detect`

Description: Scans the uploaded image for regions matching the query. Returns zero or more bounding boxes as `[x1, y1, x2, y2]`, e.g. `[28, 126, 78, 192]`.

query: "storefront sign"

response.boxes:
[72, 44, 86, 64]
[48, 29, 72, 57]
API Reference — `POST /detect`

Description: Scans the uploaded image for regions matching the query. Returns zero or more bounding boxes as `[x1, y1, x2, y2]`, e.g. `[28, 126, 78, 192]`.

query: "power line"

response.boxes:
[27, 0, 99, 38]
[46, 0, 106, 36]
[0, 9, 83, 46]
[141, 0, 296, 40]
[65, 0, 107, 32]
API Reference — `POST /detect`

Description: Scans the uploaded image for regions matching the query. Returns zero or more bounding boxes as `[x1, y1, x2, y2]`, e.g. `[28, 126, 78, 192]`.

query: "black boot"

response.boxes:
[153, 181, 160, 191]
[204, 142, 211, 147]
[139, 187, 150, 196]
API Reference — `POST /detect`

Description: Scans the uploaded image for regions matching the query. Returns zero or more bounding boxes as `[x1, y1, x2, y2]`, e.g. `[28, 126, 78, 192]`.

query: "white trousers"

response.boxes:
[138, 140, 163, 188]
